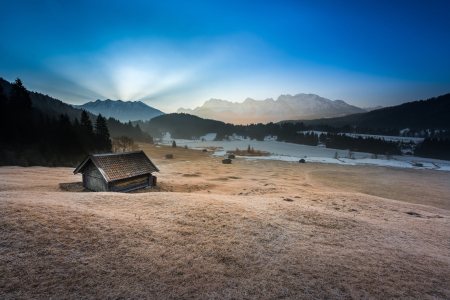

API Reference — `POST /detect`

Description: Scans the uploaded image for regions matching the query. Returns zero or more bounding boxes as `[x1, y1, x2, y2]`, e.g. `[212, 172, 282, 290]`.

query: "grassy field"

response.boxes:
[1, 144, 449, 299]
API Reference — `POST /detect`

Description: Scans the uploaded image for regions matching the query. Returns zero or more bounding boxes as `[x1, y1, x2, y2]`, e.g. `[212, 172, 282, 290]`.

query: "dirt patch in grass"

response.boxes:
[127, 181, 217, 193]
[183, 173, 201, 177]
[59, 182, 91, 192]
[209, 177, 230, 181]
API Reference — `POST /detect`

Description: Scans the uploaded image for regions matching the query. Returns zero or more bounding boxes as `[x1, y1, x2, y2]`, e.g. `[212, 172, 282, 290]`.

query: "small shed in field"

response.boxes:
[73, 151, 159, 192]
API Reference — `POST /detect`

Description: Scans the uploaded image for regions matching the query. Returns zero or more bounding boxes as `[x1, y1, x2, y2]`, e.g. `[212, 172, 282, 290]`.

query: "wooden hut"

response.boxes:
[73, 151, 159, 192]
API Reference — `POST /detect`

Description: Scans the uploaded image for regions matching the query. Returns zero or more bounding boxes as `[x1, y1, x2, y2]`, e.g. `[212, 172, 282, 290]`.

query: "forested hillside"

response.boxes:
[138, 113, 235, 139]
[0, 79, 112, 166]
[285, 93, 450, 131]
[0, 78, 153, 143]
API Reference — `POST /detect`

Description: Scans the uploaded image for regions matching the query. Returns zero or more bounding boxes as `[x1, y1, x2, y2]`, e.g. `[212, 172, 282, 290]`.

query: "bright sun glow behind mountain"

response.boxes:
[44, 37, 434, 113]
[1, 1, 449, 112]
[47, 39, 225, 108]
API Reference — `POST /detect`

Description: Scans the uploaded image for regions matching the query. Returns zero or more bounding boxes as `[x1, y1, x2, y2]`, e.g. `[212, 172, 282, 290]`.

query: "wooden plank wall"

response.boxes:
[110, 174, 150, 192]
[83, 161, 109, 192]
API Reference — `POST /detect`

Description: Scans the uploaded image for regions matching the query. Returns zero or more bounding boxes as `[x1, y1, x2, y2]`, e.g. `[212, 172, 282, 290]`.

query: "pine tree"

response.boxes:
[0, 84, 8, 132]
[73, 117, 80, 127]
[94, 114, 112, 152]
[8, 78, 34, 145]
[9, 78, 33, 115]
[55, 113, 84, 163]
[0, 84, 7, 108]
[172, 140, 177, 148]
[80, 110, 95, 152]
[80, 110, 93, 133]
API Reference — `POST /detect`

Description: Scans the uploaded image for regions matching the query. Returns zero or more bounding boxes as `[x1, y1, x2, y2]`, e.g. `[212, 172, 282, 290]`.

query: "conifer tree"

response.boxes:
[0, 84, 7, 108]
[9, 78, 33, 115]
[55, 113, 83, 162]
[172, 140, 177, 148]
[80, 110, 93, 133]
[8, 78, 34, 144]
[0, 84, 8, 130]
[73, 117, 79, 126]
[95, 114, 112, 152]
[80, 110, 95, 152]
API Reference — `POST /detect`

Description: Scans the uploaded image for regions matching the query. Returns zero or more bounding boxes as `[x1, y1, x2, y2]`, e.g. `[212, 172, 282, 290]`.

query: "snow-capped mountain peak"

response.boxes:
[177, 93, 366, 124]
[73, 99, 165, 122]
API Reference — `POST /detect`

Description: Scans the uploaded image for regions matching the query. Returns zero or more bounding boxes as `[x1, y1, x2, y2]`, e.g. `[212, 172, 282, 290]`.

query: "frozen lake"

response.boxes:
[157, 133, 450, 171]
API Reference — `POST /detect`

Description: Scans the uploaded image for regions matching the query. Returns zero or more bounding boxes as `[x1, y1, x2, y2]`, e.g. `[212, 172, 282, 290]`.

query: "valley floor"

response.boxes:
[1, 145, 450, 299]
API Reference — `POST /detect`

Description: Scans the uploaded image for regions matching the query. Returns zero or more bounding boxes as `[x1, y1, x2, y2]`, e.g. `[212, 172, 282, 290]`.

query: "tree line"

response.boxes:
[414, 138, 450, 160]
[323, 133, 402, 155]
[0, 78, 112, 167]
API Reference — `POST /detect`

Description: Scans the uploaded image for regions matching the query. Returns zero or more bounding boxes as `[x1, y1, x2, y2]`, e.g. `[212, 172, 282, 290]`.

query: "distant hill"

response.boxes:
[73, 99, 165, 123]
[362, 106, 383, 112]
[177, 93, 366, 124]
[139, 113, 233, 139]
[282, 93, 450, 130]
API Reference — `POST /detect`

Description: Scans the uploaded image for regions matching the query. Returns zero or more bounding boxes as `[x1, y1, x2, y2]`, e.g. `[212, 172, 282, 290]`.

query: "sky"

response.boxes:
[1, 0, 449, 112]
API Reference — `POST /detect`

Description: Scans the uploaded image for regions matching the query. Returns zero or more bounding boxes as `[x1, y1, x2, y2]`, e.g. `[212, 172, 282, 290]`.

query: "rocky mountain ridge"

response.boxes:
[178, 93, 366, 124]
[73, 99, 165, 122]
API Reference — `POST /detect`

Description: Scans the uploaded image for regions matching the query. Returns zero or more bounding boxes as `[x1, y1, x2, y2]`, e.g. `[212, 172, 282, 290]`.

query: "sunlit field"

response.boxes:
[1, 145, 449, 299]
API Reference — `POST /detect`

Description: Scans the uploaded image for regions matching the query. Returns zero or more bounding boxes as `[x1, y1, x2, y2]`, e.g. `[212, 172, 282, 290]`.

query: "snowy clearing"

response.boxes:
[158, 133, 450, 171]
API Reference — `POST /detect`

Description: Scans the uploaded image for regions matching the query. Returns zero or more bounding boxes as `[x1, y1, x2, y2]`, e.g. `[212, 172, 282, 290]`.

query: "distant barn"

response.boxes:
[74, 151, 159, 192]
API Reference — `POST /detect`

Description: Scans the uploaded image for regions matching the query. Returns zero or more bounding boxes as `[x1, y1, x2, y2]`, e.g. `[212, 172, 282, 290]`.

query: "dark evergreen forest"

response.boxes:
[0, 77, 153, 144]
[0, 79, 154, 166]
[0, 79, 113, 166]
[323, 133, 401, 155]
[414, 138, 450, 160]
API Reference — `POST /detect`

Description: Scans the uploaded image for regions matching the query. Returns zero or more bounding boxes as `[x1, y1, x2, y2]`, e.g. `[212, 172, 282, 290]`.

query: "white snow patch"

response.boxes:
[157, 132, 450, 171]
[264, 135, 278, 141]
[199, 133, 217, 141]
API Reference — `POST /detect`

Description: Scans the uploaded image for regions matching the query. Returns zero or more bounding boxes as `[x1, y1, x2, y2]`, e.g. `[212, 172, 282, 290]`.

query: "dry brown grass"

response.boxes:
[1, 144, 450, 299]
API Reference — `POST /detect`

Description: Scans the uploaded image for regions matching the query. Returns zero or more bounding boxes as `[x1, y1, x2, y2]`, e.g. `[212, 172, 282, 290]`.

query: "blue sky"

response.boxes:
[1, 0, 449, 112]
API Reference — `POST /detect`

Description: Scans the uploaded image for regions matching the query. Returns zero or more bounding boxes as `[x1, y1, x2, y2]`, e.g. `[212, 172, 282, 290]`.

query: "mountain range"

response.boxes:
[143, 93, 450, 142]
[73, 99, 165, 123]
[177, 93, 368, 124]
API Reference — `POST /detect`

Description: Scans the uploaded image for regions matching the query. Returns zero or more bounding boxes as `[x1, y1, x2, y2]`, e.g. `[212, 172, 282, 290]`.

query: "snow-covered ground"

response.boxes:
[158, 133, 450, 171]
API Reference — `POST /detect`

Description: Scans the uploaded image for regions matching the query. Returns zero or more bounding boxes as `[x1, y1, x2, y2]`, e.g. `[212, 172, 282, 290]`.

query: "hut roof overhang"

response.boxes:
[74, 151, 159, 182]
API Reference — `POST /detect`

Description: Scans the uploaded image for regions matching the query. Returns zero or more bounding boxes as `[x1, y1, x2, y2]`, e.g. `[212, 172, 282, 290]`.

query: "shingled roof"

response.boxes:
[74, 151, 159, 182]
